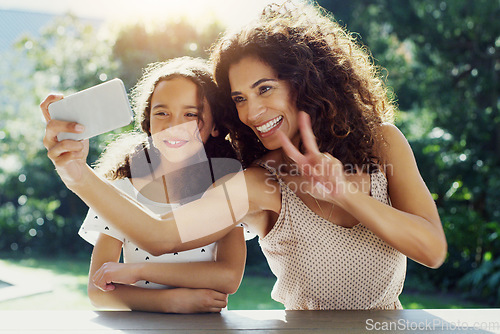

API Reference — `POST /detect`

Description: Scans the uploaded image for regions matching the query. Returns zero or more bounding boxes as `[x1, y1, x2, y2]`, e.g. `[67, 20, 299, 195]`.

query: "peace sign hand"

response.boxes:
[277, 112, 348, 204]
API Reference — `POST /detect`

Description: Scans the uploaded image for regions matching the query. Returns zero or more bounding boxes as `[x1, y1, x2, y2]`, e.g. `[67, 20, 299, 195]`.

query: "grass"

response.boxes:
[0, 255, 490, 311]
[399, 291, 486, 309]
[0, 256, 91, 310]
[229, 275, 284, 310]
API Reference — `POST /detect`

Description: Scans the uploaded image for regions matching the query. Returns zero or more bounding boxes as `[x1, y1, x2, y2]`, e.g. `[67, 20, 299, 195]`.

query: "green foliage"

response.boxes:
[458, 256, 500, 305]
[399, 291, 486, 309]
[16, 14, 119, 92]
[318, 0, 500, 304]
[0, 15, 118, 256]
[228, 275, 284, 310]
[112, 19, 224, 90]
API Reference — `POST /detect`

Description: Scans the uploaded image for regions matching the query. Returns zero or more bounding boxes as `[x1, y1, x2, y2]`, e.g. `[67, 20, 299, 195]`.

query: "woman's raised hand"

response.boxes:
[277, 111, 348, 204]
[41, 94, 90, 189]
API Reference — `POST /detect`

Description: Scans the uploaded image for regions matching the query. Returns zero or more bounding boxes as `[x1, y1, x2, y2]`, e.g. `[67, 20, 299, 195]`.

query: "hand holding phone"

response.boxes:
[48, 78, 133, 141]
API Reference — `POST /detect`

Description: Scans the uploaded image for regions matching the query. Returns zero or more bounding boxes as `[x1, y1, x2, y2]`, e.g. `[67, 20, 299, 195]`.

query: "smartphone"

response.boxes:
[48, 78, 133, 141]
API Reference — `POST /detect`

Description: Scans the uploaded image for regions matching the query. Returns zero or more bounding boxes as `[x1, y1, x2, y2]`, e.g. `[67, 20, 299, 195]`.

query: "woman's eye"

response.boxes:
[232, 96, 245, 104]
[259, 86, 272, 95]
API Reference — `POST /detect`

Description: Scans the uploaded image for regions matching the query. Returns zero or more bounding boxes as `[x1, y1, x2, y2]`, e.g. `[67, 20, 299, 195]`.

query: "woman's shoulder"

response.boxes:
[246, 151, 282, 179]
[244, 161, 281, 208]
[380, 123, 406, 141]
[377, 123, 411, 161]
[244, 164, 273, 181]
[376, 123, 423, 185]
[243, 170, 281, 217]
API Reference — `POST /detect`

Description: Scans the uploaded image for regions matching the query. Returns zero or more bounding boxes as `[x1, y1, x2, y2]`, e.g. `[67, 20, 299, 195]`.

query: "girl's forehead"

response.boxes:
[152, 78, 198, 99]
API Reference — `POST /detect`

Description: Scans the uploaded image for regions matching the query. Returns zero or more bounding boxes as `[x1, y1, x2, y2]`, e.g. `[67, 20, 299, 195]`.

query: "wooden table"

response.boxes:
[1, 309, 499, 333]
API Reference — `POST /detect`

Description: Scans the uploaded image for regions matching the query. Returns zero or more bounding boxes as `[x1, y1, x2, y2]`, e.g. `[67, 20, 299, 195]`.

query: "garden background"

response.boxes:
[0, 0, 499, 310]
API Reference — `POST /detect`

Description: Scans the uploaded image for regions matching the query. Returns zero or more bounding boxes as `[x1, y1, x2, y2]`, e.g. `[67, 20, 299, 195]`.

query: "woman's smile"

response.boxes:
[228, 56, 299, 150]
[255, 115, 284, 137]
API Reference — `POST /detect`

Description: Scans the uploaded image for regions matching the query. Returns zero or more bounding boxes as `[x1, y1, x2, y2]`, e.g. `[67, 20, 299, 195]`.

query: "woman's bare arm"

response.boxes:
[338, 124, 447, 268]
[279, 112, 447, 268]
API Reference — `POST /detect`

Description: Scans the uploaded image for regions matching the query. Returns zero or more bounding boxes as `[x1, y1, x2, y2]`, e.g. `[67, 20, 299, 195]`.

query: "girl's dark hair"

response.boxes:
[94, 57, 236, 180]
[211, 2, 395, 170]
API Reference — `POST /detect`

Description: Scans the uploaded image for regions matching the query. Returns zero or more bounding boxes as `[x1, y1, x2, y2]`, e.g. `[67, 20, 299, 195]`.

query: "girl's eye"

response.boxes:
[186, 112, 198, 118]
[155, 111, 168, 116]
[259, 86, 272, 95]
[232, 96, 245, 104]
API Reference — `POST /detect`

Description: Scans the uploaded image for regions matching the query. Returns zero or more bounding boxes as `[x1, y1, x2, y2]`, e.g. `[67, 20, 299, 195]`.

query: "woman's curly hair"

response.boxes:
[94, 57, 236, 180]
[211, 1, 396, 170]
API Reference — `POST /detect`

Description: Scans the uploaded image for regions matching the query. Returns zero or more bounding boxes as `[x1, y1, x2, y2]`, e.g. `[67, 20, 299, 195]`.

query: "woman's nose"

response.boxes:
[247, 99, 266, 123]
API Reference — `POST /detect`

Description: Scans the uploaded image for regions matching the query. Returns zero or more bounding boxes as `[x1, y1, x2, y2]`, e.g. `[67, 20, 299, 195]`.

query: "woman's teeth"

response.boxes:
[256, 116, 283, 133]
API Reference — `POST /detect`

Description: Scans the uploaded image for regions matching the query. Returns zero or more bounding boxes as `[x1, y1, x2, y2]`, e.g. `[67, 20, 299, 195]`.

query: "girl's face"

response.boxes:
[228, 56, 300, 150]
[150, 77, 218, 163]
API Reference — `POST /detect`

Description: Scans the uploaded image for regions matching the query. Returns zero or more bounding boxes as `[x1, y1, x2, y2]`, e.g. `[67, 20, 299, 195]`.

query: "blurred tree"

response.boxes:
[0, 14, 118, 255]
[112, 19, 225, 90]
[319, 0, 500, 303]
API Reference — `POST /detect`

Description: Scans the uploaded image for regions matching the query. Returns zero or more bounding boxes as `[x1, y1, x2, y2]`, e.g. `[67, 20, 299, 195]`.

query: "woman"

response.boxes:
[42, 2, 446, 310]
[43, 57, 245, 313]
[208, 2, 447, 309]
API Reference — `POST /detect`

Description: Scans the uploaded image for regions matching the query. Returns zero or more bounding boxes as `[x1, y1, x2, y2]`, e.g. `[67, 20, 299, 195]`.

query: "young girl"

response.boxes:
[43, 57, 246, 313]
[42, 2, 447, 310]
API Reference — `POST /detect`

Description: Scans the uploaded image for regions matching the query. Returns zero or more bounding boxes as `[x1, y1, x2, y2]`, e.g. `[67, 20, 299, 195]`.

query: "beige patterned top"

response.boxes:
[257, 162, 407, 310]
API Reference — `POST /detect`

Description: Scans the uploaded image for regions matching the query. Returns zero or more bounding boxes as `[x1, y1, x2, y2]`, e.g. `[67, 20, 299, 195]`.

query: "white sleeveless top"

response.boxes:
[257, 162, 407, 310]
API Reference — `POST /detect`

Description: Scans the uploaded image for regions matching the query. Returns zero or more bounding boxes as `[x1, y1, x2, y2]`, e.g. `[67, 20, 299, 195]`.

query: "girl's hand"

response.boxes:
[41, 94, 90, 189]
[166, 288, 228, 313]
[277, 111, 349, 204]
[92, 262, 141, 291]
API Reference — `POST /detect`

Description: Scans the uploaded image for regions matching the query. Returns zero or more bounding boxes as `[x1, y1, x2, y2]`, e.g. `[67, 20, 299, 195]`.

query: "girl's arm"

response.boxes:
[279, 112, 447, 268]
[92, 227, 246, 295]
[87, 233, 228, 313]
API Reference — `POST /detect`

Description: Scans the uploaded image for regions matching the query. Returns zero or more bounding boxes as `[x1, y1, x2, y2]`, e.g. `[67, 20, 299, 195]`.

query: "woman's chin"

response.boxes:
[259, 135, 283, 151]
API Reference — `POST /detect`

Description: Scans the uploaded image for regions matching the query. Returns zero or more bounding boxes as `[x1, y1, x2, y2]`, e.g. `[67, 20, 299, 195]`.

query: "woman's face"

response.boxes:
[228, 56, 300, 150]
[150, 77, 217, 163]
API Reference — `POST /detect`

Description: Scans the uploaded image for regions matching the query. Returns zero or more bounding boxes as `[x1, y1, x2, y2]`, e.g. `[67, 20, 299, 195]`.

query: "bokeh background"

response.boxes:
[0, 0, 499, 310]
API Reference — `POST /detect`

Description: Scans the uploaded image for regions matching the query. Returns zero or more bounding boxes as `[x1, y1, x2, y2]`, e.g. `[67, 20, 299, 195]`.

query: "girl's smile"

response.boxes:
[150, 77, 217, 163]
[163, 139, 188, 148]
